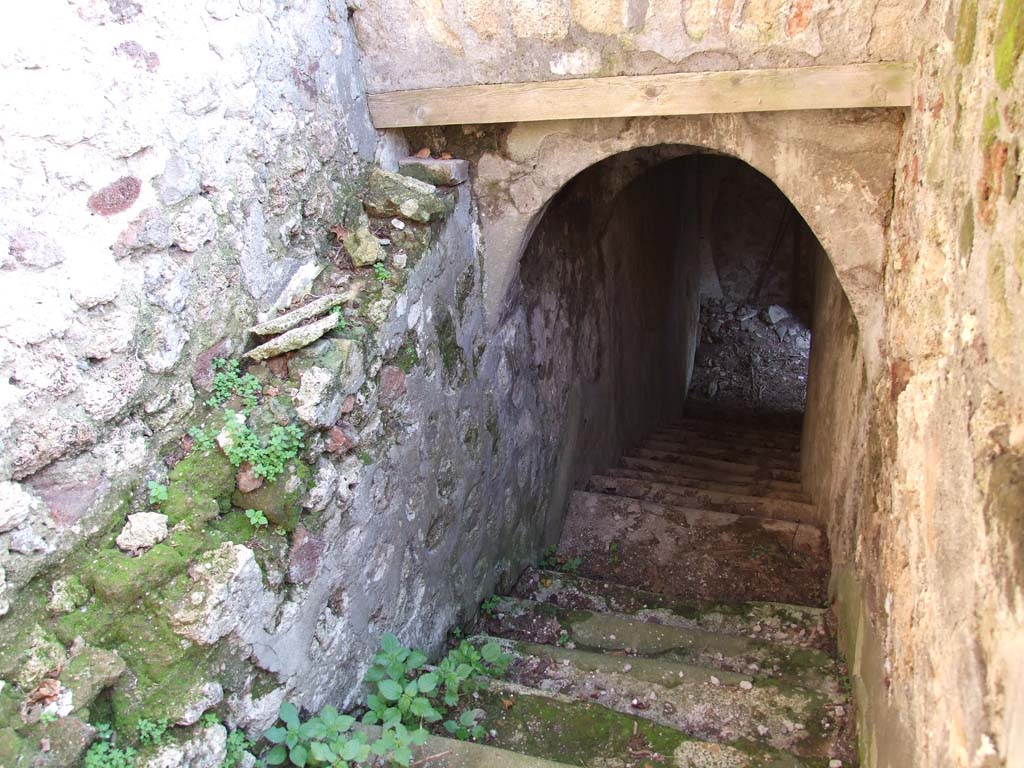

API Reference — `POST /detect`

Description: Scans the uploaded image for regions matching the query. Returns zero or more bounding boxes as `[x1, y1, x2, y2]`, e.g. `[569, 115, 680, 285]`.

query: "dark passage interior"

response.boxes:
[477, 146, 861, 765]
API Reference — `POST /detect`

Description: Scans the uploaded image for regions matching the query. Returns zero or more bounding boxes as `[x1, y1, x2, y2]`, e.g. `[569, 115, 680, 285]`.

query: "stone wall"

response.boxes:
[507, 153, 705, 545]
[351, 0, 920, 91]
[0, 0, 379, 610]
[697, 155, 817, 319]
[827, 0, 1024, 764]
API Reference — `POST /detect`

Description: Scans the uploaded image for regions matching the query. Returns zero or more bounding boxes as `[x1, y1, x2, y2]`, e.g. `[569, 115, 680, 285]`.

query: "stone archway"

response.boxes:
[470, 108, 904, 375]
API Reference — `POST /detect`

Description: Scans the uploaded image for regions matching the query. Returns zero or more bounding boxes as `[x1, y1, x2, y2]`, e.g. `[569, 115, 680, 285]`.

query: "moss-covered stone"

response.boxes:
[955, 0, 978, 65]
[0, 727, 25, 767]
[471, 688, 798, 767]
[165, 448, 237, 526]
[231, 460, 311, 532]
[61, 647, 127, 713]
[995, 0, 1024, 88]
[82, 544, 187, 603]
[435, 303, 463, 383]
[47, 575, 90, 615]
[395, 336, 420, 373]
[363, 168, 454, 223]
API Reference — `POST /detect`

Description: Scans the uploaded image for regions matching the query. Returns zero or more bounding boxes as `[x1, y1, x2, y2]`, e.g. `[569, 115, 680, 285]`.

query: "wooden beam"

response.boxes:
[367, 63, 914, 128]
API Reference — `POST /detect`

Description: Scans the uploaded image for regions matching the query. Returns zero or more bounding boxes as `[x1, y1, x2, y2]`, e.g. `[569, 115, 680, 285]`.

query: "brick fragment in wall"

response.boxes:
[87, 177, 141, 216]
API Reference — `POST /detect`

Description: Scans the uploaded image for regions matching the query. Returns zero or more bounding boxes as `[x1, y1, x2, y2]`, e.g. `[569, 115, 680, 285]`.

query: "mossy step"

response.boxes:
[469, 684, 818, 767]
[618, 458, 809, 501]
[363, 726, 576, 768]
[513, 569, 831, 651]
[589, 473, 816, 524]
[631, 447, 803, 483]
[475, 636, 846, 760]
[481, 597, 841, 696]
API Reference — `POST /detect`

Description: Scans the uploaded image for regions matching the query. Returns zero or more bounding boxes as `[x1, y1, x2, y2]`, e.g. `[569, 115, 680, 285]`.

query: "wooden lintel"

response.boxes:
[367, 63, 914, 128]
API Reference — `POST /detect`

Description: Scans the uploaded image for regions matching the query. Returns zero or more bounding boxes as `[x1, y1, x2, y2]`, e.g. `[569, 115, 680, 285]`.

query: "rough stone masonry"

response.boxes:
[0, 0, 1022, 767]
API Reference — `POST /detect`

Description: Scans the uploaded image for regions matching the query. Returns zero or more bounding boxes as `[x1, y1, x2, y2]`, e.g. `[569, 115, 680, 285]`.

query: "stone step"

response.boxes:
[467, 681, 816, 767]
[479, 597, 841, 695]
[669, 418, 803, 449]
[478, 636, 848, 760]
[631, 446, 803, 484]
[590, 472, 817, 525]
[512, 569, 832, 651]
[560, 491, 828, 606]
[620, 456, 808, 500]
[645, 436, 801, 471]
[368, 728, 578, 768]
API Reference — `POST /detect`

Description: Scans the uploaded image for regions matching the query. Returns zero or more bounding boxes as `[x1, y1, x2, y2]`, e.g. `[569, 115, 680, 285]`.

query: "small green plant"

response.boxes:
[480, 595, 501, 617]
[332, 307, 348, 330]
[265, 701, 425, 767]
[450, 627, 463, 639]
[207, 358, 262, 412]
[200, 712, 220, 728]
[221, 411, 304, 482]
[362, 634, 442, 729]
[538, 545, 582, 574]
[357, 450, 373, 466]
[38, 711, 57, 724]
[222, 729, 251, 768]
[444, 709, 485, 742]
[556, 630, 571, 648]
[84, 724, 136, 768]
[259, 635, 512, 767]
[245, 508, 269, 529]
[147, 481, 169, 505]
[374, 263, 393, 283]
[137, 717, 169, 746]
[189, 426, 217, 452]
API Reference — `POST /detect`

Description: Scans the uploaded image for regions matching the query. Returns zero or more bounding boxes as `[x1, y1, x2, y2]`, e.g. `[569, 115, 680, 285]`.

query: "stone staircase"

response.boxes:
[448, 415, 853, 767]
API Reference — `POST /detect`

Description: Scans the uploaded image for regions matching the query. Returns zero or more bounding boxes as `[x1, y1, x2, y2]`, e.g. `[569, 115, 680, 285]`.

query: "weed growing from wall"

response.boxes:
[261, 634, 511, 766]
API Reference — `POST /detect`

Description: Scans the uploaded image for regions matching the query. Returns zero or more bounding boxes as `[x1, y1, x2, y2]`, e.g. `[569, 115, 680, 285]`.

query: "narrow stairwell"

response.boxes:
[462, 415, 853, 768]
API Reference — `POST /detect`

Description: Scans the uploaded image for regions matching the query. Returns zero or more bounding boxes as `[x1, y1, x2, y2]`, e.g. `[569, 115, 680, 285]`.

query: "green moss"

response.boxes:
[165, 449, 236, 525]
[231, 459, 311, 532]
[959, 198, 975, 262]
[395, 335, 420, 374]
[434, 302, 463, 382]
[955, 0, 979, 65]
[0, 727, 24, 766]
[455, 264, 476, 318]
[81, 545, 187, 603]
[982, 98, 1002, 150]
[995, 0, 1024, 88]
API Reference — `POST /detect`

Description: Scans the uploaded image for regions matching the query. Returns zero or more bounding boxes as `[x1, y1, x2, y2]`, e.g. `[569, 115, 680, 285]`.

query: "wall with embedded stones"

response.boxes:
[826, 0, 1024, 765]
[0, 0, 379, 608]
[351, 0, 920, 91]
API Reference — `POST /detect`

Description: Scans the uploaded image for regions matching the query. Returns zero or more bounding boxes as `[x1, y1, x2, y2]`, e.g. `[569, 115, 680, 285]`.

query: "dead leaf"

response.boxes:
[501, 698, 515, 710]
[27, 679, 61, 705]
[329, 224, 348, 241]
[414, 147, 431, 158]
[440, 152, 453, 160]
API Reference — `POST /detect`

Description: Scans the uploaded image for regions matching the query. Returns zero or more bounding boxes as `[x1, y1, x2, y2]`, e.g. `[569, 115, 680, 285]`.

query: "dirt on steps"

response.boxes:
[559, 491, 828, 606]
[512, 569, 832, 651]
[468, 412, 857, 768]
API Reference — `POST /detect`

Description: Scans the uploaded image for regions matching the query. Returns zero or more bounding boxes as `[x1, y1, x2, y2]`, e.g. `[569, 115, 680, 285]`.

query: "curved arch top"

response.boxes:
[471, 109, 904, 375]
